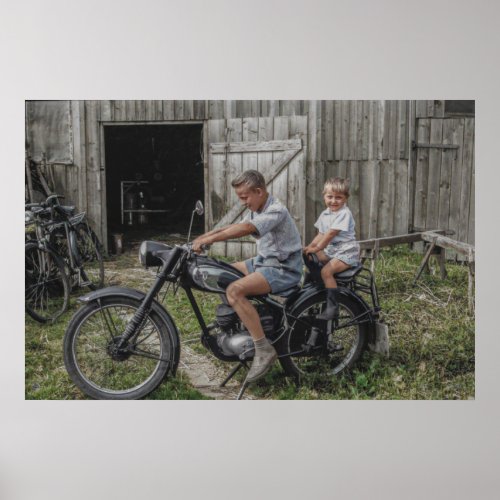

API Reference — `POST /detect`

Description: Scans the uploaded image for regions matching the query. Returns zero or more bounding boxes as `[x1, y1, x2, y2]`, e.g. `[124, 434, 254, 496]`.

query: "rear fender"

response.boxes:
[78, 286, 181, 374]
[287, 284, 376, 343]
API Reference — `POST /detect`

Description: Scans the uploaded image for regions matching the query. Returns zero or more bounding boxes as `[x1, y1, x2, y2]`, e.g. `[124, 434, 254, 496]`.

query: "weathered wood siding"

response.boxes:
[25, 100, 475, 251]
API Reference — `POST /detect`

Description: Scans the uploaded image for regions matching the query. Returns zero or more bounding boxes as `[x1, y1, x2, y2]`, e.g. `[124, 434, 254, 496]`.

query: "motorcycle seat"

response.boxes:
[335, 264, 364, 280]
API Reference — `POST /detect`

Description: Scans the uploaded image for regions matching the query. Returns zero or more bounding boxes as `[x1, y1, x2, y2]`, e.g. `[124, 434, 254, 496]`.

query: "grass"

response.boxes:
[25, 244, 474, 400]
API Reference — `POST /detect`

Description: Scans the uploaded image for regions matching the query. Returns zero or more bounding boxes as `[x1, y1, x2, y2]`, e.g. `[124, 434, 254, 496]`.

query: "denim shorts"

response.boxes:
[245, 251, 303, 294]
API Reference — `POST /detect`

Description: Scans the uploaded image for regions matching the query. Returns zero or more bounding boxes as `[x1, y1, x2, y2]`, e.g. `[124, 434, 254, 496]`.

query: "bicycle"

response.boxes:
[42, 195, 105, 290]
[25, 204, 70, 323]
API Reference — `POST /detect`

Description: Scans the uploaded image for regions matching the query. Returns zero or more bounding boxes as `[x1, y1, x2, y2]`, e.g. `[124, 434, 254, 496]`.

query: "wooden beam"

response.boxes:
[421, 232, 475, 260]
[358, 230, 447, 249]
[214, 147, 301, 229]
[210, 139, 301, 154]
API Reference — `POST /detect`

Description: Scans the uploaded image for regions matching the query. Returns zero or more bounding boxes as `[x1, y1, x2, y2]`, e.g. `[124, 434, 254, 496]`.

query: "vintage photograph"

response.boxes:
[25, 99, 475, 400]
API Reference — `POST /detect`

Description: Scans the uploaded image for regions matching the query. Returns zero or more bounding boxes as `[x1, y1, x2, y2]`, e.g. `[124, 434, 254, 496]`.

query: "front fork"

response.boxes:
[117, 247, 183, 348]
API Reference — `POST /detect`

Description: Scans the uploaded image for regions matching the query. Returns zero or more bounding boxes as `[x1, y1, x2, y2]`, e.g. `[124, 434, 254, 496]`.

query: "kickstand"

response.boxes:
[236, 381, 249, 400]
[220, 361, 248, 388]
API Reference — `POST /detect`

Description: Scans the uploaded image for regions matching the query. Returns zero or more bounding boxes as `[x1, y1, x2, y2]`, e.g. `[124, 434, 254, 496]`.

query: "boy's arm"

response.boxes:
[192, 222, 256, 253]
[305, 229, 339, 253]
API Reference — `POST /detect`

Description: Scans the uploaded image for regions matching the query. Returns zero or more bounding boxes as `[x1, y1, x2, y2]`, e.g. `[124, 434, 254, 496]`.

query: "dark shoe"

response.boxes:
[317, 288, 340, 320]
[245, 344, 277, 383]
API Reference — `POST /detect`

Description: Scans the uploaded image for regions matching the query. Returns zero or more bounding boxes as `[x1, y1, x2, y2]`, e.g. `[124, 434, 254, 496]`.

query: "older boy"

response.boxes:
[192, 170, 302, 383]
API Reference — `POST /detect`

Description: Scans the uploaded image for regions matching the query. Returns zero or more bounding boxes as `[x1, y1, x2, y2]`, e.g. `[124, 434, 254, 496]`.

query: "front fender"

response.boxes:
[78, 286, 181, 375]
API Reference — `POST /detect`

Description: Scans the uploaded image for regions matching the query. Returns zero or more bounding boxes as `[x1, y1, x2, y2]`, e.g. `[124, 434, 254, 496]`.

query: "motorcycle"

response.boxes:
[63, 201, 382, 400]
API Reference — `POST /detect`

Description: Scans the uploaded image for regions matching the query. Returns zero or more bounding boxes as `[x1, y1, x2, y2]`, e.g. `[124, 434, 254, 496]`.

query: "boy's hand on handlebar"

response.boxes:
[192, 237, 210, 254]
[303, 245, 316, 255]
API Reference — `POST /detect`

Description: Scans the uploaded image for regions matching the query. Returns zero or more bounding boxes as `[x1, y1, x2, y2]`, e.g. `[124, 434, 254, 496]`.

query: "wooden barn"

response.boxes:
[25, 100, 475, 258]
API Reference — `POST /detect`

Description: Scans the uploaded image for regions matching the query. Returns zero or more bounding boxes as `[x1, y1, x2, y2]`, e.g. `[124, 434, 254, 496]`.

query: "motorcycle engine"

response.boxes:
[215, 303, 274, 360]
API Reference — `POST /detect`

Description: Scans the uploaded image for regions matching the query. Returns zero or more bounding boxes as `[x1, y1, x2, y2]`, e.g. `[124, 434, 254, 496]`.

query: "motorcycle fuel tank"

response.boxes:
[187, 256, 243, 293]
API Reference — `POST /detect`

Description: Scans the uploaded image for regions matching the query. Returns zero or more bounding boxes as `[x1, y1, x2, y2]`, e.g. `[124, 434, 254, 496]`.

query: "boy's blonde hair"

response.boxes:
[323, 177, 350, 197]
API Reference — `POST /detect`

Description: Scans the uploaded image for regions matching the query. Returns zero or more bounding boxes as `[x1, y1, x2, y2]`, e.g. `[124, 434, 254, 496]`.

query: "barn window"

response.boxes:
[444, 100, 475, 116]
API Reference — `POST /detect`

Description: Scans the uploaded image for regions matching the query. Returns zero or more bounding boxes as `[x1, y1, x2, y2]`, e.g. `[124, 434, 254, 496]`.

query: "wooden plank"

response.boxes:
[368, 160, 381, 238]
[76, 101, 88, 213]
[340, 100, 349, 161]
[427, 100, 435, 117]
[398, 100, 408, 159]
[447, 118, 465, 244]
[434, 99, 445, 118]
[407, 100, 417, 232]
[459, 118, 475, 243]
[325, 100, 334, 161]
[393, 159, 409, 235]
[194, 100, 206, 120]
[226, 118, 243, 260]
[84, 101, 101, 238]
[360, 100, 369, 160]
[241, 117, 259, 260]
[257, 117, 274, 196]
[413, 118, 431, 230]
[209, 101, 224, 119]
[135, 100, 146, 120]
[125, 100, 136, 121]
[174, 100, 185, 120]
[214, 148, 300, 229]
[271, 116, 289, 206]
[358, 161, 371, 239]
[421, 232, 474, 258]
[236, 101, 250, 118]
[348, 100, 357, 161]
[250, 100, 260, 117]
[100, 101, 112, 121]
[437, 119, 456, 234]
[358, 230, 447, 249]
[210, 138, 301, 154]
[145, 101, 156, 120]
[319, 100, 327, 162]
[207, 119, 227, 256]
[184, 100, 194, 120]
[306, 101, 319, 241]
[289, 115, 308, 242]
[266, 100, 279, 117]
[163, 100, 175, 120]
[425, 118, 443, 230]
[333, 100, 342, 161]
[69, 101, 83, 209]
[416, 100, 428, 118]
[377, 160, 391, 237]
[367, 100, 375, 160]
[224, 100, 237, 118]
[468, 144, 475, 245]
[347, 160, 361, 239]
[113, 100, 126, 121]
[375, 100, 385, 160]
[154, 101, 163, 120]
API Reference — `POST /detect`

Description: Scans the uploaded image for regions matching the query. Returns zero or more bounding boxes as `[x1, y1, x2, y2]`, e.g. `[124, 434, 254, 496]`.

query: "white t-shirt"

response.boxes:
[314, 205, 357, 244]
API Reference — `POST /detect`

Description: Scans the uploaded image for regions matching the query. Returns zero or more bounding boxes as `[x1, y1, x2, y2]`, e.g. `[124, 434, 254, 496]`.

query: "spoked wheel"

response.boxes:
[63, 297, 178, 399]
[73, 224, 104, 289]
[25, 241, 70, 323]
[281, 292, 368, 381]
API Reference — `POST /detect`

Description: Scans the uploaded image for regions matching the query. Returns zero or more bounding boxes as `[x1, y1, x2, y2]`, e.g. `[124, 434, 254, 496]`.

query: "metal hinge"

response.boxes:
[412, 140, 459, 151]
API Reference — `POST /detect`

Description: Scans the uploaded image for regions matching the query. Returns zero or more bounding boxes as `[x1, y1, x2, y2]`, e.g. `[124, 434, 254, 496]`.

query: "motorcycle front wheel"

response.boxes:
[64, 296, 177, 399]
[283, 293, 369, 381]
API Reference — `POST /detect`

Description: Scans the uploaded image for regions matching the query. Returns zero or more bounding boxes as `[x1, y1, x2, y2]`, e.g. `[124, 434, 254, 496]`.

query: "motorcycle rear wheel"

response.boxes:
[64, 296, 176, 399]
[282, 293, 369, 381]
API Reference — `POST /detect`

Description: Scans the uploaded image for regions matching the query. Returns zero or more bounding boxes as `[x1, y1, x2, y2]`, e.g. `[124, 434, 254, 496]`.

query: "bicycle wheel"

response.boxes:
[63, 296, 177, 399]
[281, 292, 368, 380]
[25, 241, 70, 323]
[74, 224, 104, 289]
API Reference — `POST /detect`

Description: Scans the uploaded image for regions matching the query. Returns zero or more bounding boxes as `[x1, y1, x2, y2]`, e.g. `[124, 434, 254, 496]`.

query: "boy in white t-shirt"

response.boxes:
[303, 177, 360, 320]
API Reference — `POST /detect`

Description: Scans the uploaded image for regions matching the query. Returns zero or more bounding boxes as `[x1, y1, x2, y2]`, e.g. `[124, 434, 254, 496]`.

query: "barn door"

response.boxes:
[412, 116, 475, 244]
[206, 116, 307, 259]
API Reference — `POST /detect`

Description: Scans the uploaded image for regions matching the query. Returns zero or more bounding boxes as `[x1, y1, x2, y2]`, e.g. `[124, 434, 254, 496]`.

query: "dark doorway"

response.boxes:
[104, 124, 204, 246]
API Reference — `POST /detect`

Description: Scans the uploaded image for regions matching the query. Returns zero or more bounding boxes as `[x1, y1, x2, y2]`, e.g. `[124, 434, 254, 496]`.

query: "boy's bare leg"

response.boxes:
[321, 258, 350, 288]
[226, 273, 276, 382]
[318, 258, 350, 320]
[231, 261, 249, 275]
[226, 272, 271, 340]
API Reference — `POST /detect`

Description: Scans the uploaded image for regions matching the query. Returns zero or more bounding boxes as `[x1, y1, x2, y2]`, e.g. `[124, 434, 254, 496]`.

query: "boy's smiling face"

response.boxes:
[235, 184, 267, 212]
[324, 189, 347, 212]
